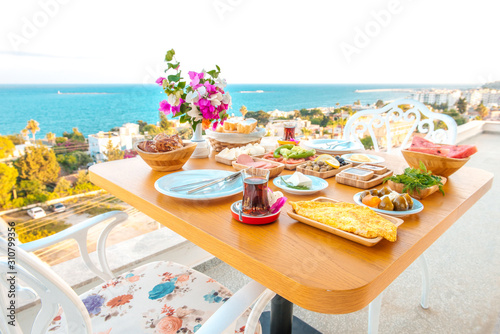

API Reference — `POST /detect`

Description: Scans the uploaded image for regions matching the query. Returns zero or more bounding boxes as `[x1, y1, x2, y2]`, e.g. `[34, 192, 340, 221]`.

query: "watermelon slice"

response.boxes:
[409, 136, 477, 159]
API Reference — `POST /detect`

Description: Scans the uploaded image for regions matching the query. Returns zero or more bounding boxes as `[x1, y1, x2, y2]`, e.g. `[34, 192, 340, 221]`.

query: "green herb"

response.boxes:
[383, 161, 445, 196]
[281, 177, 311, 190]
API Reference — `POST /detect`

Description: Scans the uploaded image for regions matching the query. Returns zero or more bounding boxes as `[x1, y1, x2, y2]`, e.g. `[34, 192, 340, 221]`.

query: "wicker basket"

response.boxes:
[134, 141, 197, 172]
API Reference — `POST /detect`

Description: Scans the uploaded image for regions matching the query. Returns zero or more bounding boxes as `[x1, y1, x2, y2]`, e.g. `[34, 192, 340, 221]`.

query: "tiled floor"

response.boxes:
[195, 132, 500, 334]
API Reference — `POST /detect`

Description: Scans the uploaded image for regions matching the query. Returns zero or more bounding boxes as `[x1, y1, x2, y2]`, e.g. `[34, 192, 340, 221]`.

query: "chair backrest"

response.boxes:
[342, 99, 457, 153]
[0, 237, 92, 334]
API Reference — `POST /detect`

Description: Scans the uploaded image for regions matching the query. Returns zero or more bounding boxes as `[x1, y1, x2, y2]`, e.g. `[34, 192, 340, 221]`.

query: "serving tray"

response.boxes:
[296, 162, 353, 179]
[287, 197, 404, 246]
[336, 169, 393, 189]
[232, 158, 285, 178]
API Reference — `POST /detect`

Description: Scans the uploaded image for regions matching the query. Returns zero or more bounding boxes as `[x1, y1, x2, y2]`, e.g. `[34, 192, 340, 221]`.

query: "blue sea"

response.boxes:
[0, 83, 473, 138]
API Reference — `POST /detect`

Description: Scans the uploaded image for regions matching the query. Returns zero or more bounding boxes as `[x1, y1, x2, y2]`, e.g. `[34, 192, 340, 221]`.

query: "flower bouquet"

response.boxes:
[157, 49, 232, 133]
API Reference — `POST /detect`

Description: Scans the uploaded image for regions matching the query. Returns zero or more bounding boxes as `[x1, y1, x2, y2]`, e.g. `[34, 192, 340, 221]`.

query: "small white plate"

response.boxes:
[353, 192, 424, 217]
[302, 139, 363, 155]
[273, 175, 328, 195]
[341, 153, 385, 165]
[155, 170, 243, 200]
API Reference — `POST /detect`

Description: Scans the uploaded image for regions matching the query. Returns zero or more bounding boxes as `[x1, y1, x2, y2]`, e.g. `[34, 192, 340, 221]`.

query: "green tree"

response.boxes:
[456, 97, 467, 114]
[75, 170, 90, 186]
[0, 136, 15, 159]
[240, 105, 248, 118]
[54, 177, 71, 195]
[46, 132, 56, 145]
[143, 124, 163, 136]
[320, 115, 330, 127]
[159, 111, 171, 130]
[360, 136, 374, 150]
[375, 100, 385, 108]
[18, 179, 46, 197]
[0, 163, 18, 207]
[25, 119, 40, 142]
[245, 110, 270, 126]
[6, 134, 24, 145]
[137, 120, 148, 134]
[103, 140, 124, 161]
[63, 127, 85, 142]
[57, 151, 93, 172]
[15, 145, 60, 184]
[475, 102, 489, 119]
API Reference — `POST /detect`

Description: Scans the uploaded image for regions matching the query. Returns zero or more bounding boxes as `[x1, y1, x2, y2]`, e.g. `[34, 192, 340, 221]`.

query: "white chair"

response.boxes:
[343, 99, 457, 334]
[343, 99, 457, 152]
[0, 211, 276, 334]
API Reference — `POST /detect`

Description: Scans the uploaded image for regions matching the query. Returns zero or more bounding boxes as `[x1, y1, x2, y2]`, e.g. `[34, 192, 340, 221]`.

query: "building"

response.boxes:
[268, 109, 296, 118]
[88, 123, 143, 161]
[410, 89, 461, 106]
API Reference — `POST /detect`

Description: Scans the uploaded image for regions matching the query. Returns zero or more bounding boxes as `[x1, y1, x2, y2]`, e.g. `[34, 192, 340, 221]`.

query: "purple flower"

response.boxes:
[82, 294, 105, 315]
[156, 77, 166, 86]
[159, 100, 171, 114]
[170, 98, 185, 115]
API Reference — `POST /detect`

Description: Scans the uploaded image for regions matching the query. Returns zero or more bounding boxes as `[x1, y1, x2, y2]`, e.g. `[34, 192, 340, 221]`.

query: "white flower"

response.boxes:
[187, 105, 203, 121]
[215, 77, 227, 89]
[209, 92, 223, 107]
[222, 92, 232, 106]
[197, 86, 207, 97]
[186, 91, 199, 104]
[167, 94, 176, 106]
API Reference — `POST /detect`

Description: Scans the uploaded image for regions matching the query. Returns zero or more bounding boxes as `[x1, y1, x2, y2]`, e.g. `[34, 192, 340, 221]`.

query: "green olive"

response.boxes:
[403, 193, 414, 209]
[393, 195, 409, 211]
[369, 189, 379, 197]
[379, 195, 394, 211]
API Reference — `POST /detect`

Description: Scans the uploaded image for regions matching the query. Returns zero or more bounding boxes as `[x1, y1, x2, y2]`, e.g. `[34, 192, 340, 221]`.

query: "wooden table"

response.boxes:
[89, 153, 493, 321]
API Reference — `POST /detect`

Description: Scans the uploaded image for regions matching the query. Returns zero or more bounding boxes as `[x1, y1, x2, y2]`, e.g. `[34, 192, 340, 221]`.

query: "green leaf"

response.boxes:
[180, 104, 187, 114]
[177, 81, 186, 89]
[216, 65, 220, 72]
[168, 73, 181, 82]
[167, 62, 180, 71]
[165, 49, 175, 62]
[207, 70, 217, 78]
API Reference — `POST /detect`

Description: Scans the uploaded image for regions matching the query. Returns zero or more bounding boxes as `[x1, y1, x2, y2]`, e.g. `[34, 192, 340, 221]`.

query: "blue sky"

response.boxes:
[1, 0, 499, 84]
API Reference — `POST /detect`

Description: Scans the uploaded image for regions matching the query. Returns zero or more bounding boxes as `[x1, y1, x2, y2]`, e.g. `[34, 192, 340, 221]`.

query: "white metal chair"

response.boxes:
[343, 99, 457, 152]
[0, 211, 276, 334]
[343, 99, 458, 334]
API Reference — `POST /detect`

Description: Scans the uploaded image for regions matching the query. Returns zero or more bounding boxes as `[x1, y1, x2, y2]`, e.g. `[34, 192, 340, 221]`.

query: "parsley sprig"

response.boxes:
[383, 162, 445, 196]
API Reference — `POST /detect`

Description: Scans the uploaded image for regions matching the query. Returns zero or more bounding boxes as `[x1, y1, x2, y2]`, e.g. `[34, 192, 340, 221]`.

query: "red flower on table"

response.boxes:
[106, 294, 133, 308]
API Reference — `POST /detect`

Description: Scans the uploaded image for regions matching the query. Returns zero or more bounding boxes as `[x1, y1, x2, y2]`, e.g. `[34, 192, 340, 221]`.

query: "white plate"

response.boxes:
[155, 170, 243, 200]
[301, 139, 363, 155]
[341, 153, 385, 165]
[273, 175, 328, 195]
[353, 192, 424, 217]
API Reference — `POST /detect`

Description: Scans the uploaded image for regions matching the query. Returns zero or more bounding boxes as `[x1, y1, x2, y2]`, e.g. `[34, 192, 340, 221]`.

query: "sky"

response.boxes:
[0, 0, 499, 85]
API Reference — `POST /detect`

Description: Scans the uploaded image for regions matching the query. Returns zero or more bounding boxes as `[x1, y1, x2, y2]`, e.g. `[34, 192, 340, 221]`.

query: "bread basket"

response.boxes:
[134, 141, 197, 172]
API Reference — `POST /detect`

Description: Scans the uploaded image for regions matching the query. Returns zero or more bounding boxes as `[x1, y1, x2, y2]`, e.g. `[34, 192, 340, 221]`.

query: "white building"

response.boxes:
[88, 123, 143, 161]
[411, 89, 461, 106]
[268, 109, 296, 118]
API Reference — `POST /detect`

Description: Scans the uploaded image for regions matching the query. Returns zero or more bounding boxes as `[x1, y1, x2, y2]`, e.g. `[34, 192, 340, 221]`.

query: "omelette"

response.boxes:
[290, 201, 397, 242]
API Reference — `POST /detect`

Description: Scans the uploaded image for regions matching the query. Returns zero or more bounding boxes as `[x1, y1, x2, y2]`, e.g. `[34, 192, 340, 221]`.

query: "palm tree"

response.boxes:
[20, 129, 29, 142]
[240, 105, 248, 118]
[333, 117, 348, 139]
[25, 119, 40, 142]
[46, 132, 56, 145]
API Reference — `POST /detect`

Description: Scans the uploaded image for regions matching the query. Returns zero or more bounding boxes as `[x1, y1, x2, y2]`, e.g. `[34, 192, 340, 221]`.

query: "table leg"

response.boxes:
[270, 294, 293, 334]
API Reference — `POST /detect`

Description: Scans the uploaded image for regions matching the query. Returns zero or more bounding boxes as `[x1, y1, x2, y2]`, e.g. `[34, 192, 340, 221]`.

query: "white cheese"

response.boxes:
[287, 172, 312, 188]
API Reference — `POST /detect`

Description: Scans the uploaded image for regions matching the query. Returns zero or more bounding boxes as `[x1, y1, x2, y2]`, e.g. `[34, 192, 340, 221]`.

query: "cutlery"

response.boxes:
[169, 177, 222, 191]
[186, 170, 245, 194]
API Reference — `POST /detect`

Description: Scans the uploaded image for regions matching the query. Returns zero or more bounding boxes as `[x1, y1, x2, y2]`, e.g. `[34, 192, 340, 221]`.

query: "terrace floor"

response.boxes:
[194, 132, 500, 334]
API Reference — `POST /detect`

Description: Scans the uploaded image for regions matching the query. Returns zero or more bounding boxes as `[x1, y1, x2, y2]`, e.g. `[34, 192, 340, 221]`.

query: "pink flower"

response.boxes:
[270, 197, 287, 213]
[171, 98, 184, 115]
[177, 274, 190, 282]
[188, 71, 204, 90]
[156, 316, 182, 334]
[159, 100, 171, 114]
[156, 77, 166, 86]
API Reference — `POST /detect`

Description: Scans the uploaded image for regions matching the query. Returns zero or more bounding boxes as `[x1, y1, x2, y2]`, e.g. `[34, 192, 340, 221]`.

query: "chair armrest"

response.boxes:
[19, 211, 128, 282]
[196, 280, 269, 334]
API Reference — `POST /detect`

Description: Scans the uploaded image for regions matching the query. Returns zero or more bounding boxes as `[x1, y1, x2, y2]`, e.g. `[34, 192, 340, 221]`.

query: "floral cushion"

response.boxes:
[47, 261, 258, 334]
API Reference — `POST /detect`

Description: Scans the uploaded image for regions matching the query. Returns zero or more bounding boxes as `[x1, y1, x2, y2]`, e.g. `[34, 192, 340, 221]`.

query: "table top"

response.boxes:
[89, 152, 493, 314]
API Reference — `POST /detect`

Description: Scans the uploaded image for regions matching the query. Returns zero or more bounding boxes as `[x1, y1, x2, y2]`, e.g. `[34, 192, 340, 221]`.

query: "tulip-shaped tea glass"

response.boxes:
[283, 121, 296, 141]
[241, 168, 270, 216]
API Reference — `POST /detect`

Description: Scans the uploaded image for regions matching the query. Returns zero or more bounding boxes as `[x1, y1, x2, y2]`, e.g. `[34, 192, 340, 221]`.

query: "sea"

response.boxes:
[0, 83, 473, 139]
